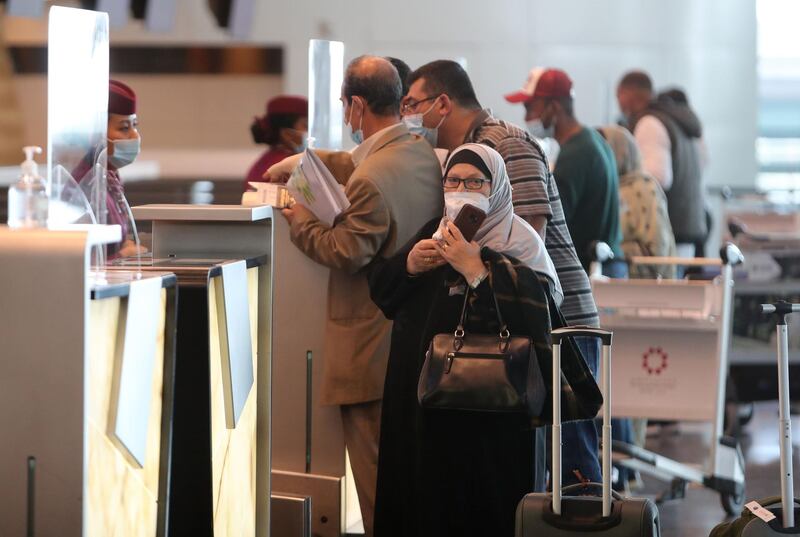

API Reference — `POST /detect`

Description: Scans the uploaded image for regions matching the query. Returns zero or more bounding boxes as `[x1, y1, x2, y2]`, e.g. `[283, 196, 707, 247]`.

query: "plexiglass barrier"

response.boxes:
[308, 39, 344, 150]
[47, 6, 142, 269]
[47, 6, 108, 230]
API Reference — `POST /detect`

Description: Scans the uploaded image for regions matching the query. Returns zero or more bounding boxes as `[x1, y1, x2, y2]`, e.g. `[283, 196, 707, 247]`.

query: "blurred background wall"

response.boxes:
[2, 0, 761, 190]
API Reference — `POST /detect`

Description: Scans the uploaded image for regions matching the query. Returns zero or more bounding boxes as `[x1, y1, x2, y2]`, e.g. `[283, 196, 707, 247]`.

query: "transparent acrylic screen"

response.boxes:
[308, 39, 344, 150]
[47, 6, 109, 226]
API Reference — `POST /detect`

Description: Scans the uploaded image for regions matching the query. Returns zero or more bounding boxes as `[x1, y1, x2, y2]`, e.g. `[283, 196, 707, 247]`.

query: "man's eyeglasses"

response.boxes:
[401, 96, 437, 115]
[443, 177, 492, 190]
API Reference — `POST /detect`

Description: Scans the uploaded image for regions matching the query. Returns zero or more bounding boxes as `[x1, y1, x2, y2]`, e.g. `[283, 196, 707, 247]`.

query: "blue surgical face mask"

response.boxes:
[108, 136, 141, 168]
[526, 118, 554, 140]
[346, 100, 364, 145]
[287, 128, 308, 154]
[403, 98, 445, 147]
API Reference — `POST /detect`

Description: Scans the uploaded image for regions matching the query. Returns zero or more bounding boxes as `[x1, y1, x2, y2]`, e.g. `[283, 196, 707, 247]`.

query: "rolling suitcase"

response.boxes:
[516, 327, 661, 536]
[710, 301, 800, 536]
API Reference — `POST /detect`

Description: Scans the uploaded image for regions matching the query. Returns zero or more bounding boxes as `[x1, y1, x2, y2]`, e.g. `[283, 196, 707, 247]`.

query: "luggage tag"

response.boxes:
[746, 501, 777, 523]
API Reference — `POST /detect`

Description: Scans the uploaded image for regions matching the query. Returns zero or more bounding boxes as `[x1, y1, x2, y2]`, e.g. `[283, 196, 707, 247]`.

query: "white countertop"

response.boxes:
[132, 204, 273, 221]
[0, 223, 122, 246]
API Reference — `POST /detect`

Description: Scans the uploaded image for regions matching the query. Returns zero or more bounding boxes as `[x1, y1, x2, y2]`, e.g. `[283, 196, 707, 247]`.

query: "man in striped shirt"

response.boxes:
[405, 60, 601, 487]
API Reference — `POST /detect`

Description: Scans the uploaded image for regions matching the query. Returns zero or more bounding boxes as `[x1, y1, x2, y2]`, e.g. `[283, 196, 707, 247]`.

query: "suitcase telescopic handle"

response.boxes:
[551, 326, 612, 346]
[761, 301, 800, 324]
[560, 482, 624, 501]
[761, 301, 799, 528]
[551, 326, 613, 519]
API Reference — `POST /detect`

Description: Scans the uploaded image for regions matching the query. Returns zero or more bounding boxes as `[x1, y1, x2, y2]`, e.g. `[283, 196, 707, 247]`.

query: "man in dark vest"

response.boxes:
[617, 70, 707, 255]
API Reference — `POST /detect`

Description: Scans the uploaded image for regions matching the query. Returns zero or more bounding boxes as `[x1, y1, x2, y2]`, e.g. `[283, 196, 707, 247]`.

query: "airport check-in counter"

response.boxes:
[108, 255, 268, 536]
[131, 204, 348, 537]
[0, 226, 177, 537]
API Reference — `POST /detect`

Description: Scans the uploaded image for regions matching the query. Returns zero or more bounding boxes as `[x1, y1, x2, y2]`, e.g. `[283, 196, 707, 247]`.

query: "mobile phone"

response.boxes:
[452, 204, 487, 242]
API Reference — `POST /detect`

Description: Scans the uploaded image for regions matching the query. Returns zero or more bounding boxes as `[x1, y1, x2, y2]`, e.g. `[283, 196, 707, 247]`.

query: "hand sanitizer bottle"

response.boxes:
[7, 146, 48, 229]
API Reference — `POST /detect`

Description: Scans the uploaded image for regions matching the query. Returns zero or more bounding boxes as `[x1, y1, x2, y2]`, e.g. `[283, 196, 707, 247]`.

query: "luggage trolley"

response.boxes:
[726, 219, 800, 411]
[589, 244, 746, 515]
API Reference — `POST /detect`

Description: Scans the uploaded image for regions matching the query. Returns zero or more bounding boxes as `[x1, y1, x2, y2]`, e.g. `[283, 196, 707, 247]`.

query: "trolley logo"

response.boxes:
[641, 347, 668, 375]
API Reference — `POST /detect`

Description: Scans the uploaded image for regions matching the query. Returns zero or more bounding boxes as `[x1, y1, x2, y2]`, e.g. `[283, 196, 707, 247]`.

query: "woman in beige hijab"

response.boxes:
[599, 125, 677, 279]
[600, 125, 679, 460]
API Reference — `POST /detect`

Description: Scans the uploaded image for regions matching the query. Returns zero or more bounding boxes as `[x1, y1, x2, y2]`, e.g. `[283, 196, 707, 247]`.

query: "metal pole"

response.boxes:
[552, 342, 562, 516]
[27, 456, 35, 537]
[709, 263, 734, 475]
[602, 343, 612, 518]
[777, 322, 795, 528]
[305, 350, 313, 474]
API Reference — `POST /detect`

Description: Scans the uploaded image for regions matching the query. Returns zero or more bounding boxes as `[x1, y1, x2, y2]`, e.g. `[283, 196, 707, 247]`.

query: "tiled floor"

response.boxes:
[637, 402, 800, 537]
[346, 402, 797, 536]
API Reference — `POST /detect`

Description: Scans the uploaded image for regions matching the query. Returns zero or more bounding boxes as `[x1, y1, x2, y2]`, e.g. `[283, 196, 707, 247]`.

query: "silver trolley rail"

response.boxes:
[589, 243, 746, 515]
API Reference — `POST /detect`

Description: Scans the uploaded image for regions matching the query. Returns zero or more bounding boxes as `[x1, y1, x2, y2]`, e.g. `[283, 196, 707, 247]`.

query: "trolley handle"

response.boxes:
[629, 256, 721, 267]
[629, 243, 744, 268]
[761, 301, 800, 317]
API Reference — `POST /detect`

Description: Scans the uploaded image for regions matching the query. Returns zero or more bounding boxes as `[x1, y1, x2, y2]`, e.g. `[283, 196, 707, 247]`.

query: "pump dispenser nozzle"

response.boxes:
[21, 146, 43, 180]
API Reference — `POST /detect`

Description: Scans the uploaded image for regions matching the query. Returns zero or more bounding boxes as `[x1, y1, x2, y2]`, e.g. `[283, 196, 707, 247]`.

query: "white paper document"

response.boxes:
[286, 149, 350, 226]
[242, 182, 292, 208]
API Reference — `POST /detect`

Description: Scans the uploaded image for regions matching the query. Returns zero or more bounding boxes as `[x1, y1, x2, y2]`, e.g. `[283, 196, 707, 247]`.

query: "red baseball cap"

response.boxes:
[532, 69, 573, 99]
[504, 67, 545, 103]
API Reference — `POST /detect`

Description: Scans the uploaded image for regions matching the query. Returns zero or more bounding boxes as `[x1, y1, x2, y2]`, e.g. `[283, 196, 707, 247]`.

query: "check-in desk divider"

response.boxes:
[107, 276, 164, 468]
[131, 204, 351, 537]
[214, 260, 255, 429]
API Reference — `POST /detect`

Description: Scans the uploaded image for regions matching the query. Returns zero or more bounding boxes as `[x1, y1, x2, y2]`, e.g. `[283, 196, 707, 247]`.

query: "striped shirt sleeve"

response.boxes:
[493, 136, 553, 220]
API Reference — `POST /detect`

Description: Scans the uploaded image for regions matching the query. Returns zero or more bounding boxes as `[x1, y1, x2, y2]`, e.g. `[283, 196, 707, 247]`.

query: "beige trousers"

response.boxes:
[340, 400, 382, 537]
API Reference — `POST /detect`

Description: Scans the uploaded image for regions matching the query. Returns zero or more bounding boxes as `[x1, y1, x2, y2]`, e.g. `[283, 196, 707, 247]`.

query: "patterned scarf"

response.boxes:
[482, 248, 603, 426]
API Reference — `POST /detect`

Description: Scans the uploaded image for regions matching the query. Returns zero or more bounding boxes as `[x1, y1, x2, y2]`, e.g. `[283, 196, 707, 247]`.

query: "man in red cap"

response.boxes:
[507, 66, 625, 485]
[513, 68, 623, 274]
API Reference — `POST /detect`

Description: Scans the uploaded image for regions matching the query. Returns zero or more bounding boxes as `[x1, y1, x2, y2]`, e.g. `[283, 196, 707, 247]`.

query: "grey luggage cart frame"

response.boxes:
[589, 243, 746, 515]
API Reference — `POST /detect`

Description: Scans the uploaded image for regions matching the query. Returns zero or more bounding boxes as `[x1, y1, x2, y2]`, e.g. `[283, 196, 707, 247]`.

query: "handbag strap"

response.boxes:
[454, 277, 509, 341]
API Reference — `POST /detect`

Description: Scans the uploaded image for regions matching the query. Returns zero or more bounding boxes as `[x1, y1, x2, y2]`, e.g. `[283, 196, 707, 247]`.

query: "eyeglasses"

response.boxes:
[401, 95, 437, 115]
[443, 177, 492, 190]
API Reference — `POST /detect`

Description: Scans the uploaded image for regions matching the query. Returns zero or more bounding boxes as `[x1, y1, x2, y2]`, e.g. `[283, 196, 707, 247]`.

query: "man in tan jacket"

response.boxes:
[279, 56, 443, 536]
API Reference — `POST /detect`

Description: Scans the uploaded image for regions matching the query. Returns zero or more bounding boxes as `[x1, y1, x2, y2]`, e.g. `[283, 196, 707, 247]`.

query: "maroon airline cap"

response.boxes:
[109, 79, 136, 115]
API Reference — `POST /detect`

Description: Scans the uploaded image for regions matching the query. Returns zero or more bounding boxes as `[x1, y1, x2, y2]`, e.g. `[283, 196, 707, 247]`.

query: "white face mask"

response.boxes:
[443, 191, 491, 221]
[526, 118, 554, 140]
[108, 136, 141, 168]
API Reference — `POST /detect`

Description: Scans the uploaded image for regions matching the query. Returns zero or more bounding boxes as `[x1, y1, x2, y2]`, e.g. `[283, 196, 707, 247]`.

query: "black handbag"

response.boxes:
[417, 284, 545, 416]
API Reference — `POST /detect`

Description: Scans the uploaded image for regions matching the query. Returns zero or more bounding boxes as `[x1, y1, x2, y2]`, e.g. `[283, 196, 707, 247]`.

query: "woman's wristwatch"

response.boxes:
[468, 268, 490, 289]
